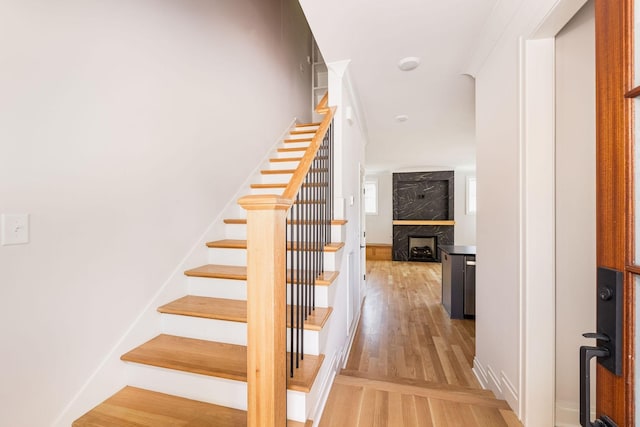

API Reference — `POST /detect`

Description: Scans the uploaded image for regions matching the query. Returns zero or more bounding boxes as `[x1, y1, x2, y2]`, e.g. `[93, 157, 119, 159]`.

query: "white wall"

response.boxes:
[364, 172, 392, 244]
[0, 1, 311, 426]
[473, 0, 588, 424]
[555, 2, 596, 425]
[364, 168, 476, 246]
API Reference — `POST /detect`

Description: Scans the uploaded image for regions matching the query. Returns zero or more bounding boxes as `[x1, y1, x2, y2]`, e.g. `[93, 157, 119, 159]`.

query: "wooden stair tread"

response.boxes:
[184, 264, 339, 286]
[269, 156, 326, 162]
[248, 182, 327, 189]
[284, 137, 313, 143]
[224, 218, 347, 226]
[338, 369, 495, 397]
[296, 122, 321, 127]
[73, 386, 308, 427]
[277, 146, 307, 153]
[251, 183, 287, 189]
[158, 295, 333, 331]
[121, 334, 324, 392]
[206, 239, 345, 252]
[185, 263, 246, 279]
[205, 239, 247, 249]
[271, 156, 303, 162]
[261, 168, 327, 175]
[158, 296, 245, 323]
[289, 241, 345, 252]
[333, 374, 510, 409]
[290, 129, 316, 135]
[261, 169, 296, 175]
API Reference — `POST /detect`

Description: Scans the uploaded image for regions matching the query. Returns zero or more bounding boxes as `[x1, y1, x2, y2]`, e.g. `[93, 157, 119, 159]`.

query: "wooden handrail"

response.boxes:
[283, 106, 336, 201]
[315, 92, 330, 114]
[239, 95, 335, 427]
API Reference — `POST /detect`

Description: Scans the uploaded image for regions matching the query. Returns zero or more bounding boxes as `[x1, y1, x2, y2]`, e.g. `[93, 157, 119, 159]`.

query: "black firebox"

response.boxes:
[408, 236, 438, 262]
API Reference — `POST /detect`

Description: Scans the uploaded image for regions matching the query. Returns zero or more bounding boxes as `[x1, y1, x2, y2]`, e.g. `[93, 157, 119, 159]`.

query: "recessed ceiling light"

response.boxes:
[395, 115, 409, 122]
[398, 57, 420, 71]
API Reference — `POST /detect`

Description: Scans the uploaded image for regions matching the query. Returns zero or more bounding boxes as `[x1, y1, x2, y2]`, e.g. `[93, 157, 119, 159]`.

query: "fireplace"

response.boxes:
[408, 236, 437, 262]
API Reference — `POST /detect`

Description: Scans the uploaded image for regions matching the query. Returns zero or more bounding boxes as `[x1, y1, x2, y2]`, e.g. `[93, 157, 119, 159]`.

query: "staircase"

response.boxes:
[74, 100, 344, 426]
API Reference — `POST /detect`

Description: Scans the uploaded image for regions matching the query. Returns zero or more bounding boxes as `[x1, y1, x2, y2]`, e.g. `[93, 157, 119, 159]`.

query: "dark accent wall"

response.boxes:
[393, 171, 454, 220]
[392, 171, 455, 262]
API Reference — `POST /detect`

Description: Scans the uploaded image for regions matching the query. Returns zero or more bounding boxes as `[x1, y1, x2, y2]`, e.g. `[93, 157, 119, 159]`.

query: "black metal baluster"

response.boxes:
[298, 192, 302, 368]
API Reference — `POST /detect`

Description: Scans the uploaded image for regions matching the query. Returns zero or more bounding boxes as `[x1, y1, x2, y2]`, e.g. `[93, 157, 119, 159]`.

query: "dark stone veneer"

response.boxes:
[392, 171, 455, 262]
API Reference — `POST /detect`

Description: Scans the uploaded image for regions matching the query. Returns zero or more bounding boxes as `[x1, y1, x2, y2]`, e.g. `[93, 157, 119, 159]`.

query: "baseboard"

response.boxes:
[555, 401, 580, 427]
[555, 400, 595, 427]
[309, 353, 339, 427]
[473, 357, 488, 388]
[341, 297, 365, 369]
[487, 366, 503, 396]
[309, 295, 364, 427]
[473, 357, 520, 418]
[500, 370, 519, 415]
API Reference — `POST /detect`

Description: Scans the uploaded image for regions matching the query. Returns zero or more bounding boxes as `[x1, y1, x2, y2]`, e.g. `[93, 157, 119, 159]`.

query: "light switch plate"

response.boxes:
[1, 214, 29, 245]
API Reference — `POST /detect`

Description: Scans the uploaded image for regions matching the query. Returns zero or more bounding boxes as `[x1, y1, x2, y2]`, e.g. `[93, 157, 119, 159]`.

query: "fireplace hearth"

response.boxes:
[408, 236, 437, 262]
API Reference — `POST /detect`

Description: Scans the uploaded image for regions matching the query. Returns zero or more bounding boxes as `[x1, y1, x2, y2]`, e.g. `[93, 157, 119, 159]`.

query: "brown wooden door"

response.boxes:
[594, 0, 635, 425]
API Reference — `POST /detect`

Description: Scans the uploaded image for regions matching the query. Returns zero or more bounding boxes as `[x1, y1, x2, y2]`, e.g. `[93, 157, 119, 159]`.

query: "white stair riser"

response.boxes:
[282, 141, 311, 149]
[287, 131, 316, 138]
[207, 248, 247, 266]
[188, 277, 247, 300]
[276, 150, 306, 159]
[260, 173, 293, 185]
[287, 285, 332, 309]
[188, 274, 332, 308]
[208, 248, 340, 270]
[225, 223, 344, 242]
[160, 315, 246, 346]
[160, 313, 324, 355]
[123, 363, 308, 422]
[294, 126, 320, 132]
[268, 160, 301, 170]
[249, 187, 285, 196]
[332, 225, 345, 243]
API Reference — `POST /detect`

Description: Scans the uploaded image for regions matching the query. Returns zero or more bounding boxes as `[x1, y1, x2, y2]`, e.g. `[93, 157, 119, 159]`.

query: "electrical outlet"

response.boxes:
[1, 214, 29, 245]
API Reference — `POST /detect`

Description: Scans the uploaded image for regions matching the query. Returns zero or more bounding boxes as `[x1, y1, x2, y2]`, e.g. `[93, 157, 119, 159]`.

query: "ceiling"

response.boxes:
[298, 0, 499, 173]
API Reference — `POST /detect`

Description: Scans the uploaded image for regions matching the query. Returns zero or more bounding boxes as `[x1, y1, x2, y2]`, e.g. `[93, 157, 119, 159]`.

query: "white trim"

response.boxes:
[465, 176, 477, 215]
[501, 371, 519, 413]
[473, 357, 489, 387]
[521, 37, 556, 426]
[487, 366, 503, 395]
[555, 400, 582, 427]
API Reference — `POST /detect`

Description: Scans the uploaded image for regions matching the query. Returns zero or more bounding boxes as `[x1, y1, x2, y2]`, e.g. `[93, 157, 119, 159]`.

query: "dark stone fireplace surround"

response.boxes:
[392, 171, 454, 262]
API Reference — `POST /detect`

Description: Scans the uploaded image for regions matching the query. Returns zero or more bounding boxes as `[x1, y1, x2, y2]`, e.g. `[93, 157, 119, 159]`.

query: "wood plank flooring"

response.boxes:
[319, 261, 522, 427]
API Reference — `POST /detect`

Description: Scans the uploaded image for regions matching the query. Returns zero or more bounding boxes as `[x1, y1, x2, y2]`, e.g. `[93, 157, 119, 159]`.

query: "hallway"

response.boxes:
[318, 261, 521, 426]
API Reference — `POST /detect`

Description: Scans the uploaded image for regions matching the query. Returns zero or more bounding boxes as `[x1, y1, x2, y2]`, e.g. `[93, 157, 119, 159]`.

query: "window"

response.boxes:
[466, 176, 477, 215]
[364, 180, 378, 215]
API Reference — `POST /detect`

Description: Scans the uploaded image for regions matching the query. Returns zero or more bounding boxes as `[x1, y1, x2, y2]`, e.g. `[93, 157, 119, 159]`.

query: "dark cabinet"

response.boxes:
[440, 245, 476, 319]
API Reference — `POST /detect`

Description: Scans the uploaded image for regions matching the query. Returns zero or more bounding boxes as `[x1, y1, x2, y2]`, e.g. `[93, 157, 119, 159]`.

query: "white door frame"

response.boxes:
[518, 1, 589, 424]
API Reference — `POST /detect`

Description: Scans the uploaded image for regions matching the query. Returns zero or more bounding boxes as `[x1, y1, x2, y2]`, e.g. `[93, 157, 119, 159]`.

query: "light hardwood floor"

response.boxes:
[319, 260, 522, 427]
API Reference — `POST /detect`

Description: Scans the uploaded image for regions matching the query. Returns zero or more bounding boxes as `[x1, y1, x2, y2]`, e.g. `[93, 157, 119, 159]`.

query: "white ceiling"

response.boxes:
[298, 0, 499, 172]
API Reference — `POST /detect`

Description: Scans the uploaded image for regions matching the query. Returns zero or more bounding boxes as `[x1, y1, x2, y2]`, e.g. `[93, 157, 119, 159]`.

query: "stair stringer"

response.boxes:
[51, 118, 299, 427]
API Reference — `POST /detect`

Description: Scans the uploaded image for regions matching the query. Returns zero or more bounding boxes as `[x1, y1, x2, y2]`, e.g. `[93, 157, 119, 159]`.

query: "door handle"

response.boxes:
[580, 334, 617, 427]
